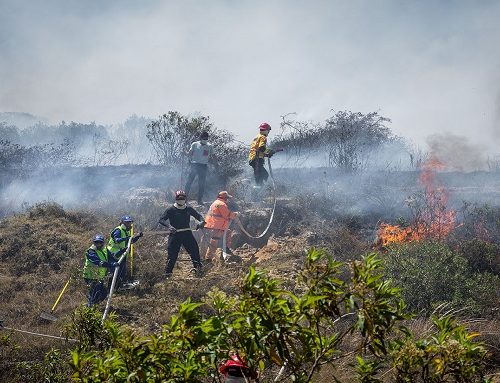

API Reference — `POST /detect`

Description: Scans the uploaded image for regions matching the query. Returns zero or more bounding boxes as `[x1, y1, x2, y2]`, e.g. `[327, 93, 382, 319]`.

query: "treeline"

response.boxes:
[0, 109, 418, 179]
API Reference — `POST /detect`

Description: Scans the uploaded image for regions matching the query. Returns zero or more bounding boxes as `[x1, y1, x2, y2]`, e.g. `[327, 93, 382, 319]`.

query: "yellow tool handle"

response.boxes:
[51, 278, 71, 312]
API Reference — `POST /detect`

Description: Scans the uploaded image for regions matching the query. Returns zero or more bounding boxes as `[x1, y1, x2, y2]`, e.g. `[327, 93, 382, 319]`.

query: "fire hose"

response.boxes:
[235, 156, 278, 239]
[102, 236, 133, 322]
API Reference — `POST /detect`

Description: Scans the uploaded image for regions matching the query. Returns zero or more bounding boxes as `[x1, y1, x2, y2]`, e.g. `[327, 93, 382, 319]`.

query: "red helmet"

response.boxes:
[219, 354, 251, 377]
[259, 122, 271, 131]
[175, 190, 186, 200]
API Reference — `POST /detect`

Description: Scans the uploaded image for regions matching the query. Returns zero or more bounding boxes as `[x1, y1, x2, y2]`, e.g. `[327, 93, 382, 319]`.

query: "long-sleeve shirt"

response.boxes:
[86, 247, 124, 267]
[248, 133, 267, 162]
[204, 198, 237, 231]
[159, 205, 204, 230]
[111, 227, 129, 244]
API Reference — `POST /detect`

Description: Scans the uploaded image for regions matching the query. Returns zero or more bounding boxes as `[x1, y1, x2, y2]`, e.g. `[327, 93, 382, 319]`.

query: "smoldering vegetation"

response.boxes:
[1, 109, 500, 382]
[1, 110, 498, 223]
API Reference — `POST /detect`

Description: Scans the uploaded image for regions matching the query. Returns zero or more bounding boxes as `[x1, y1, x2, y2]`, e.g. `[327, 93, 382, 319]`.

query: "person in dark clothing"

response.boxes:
[83, 234, 126, 307]
[158, 190, 206, 278]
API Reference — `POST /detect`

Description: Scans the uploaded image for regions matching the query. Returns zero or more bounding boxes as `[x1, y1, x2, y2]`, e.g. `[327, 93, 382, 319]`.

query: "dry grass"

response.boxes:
[1, 200, 499, 382]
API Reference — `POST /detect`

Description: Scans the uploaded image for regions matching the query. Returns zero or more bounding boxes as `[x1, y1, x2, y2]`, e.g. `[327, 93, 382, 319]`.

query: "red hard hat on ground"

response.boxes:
[259, 122, 271, 131]
[219, 355, 249, 376]
[217, 191, 233, 200]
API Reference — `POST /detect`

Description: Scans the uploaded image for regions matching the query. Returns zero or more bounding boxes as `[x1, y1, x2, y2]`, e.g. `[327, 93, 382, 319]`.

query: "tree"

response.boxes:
[322, 111, 393, 171]
[146, 111, 246, 185]
[0, 122, 20, 143]
[271, 113, 322, 167]
[146, 111, 212, 167]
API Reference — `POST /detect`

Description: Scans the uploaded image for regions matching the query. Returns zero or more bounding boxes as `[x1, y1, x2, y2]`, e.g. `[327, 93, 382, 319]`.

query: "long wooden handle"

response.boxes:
[51, 278, 71, 313]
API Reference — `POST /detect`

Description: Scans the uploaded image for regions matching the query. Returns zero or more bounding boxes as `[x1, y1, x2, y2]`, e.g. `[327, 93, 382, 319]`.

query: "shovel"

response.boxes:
[40, 278, 71, 321]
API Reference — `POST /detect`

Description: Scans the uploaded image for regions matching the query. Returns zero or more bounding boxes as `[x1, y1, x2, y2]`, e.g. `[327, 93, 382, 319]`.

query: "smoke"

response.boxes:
[1, 1, 500, 147]
[426, 133, 488, 172]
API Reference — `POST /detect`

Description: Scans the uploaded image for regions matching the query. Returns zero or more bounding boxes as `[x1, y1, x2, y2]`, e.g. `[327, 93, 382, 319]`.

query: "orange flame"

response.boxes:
[377, 157, 456, 246]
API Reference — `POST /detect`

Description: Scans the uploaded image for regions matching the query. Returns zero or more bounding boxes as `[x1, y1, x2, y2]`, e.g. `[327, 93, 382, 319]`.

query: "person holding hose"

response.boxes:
[203, 191, 238, 262]
[83, 234, 124, 307]
[107, 215, 143, 287]
[248, 122, 274, 186]
[159, 190, 206, 278]
[185, 131, 213, 204]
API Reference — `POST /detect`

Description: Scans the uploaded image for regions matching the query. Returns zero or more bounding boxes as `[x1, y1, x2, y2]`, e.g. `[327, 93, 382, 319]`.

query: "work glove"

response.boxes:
[115, 248, 126, 257]
[111, 262, 119, 268]
[196, 221, 206, 230]
[132, 232, 143, 243]
[169, 227, 177, 234]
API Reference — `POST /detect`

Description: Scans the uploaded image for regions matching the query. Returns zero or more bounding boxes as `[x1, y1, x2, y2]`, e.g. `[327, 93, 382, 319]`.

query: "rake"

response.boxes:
[40, 278, 71, 321]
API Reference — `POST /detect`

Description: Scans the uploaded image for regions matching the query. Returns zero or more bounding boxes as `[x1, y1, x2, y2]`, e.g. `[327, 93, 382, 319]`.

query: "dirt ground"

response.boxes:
[1, 194, 499, 381]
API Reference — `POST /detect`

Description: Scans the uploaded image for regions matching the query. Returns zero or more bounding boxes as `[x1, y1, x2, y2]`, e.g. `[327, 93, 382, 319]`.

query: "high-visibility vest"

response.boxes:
[83, 245, 108, 280]
[107, 224, 130, 253]
[248, 133, 267, 162]
[205, 199, 236, 231]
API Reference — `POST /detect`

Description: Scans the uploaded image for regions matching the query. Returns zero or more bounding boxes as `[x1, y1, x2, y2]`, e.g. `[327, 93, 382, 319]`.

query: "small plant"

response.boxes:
[64, 306, 118, 352]
[390, 315, 490, 382]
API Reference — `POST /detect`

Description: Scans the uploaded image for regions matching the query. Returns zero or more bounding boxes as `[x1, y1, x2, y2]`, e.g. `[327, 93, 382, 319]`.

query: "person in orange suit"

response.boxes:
[203, 191, 238, 262]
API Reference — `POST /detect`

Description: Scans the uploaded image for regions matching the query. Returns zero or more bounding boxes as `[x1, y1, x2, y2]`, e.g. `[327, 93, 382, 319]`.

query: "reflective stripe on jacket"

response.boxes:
[107, 224, 130, 253]
[83, 245, 108, 280]
[204, 198, 237, 230]
[248, 133, 267, 162]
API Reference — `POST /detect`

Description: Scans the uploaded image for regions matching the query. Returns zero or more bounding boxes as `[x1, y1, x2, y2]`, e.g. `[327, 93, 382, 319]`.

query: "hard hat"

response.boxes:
[217, 191, 233, 200]
[259, 122, 271, 131]
[175, 190, 187, 200]
[93, 234, 105, 243]
[219, 354, 250, 376]
[121, 215, 134, 223]
[200, 131, 209, 139]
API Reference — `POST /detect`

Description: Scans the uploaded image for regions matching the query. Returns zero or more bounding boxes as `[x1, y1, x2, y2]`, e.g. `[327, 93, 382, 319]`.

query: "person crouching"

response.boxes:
[82, 234, 124, 307]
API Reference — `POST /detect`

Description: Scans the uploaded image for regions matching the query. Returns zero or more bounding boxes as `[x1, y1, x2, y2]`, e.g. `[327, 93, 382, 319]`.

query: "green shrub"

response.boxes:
[458, 239, 500, 275]
[384, 241, 500, 316]
[390, 315, 490, 382]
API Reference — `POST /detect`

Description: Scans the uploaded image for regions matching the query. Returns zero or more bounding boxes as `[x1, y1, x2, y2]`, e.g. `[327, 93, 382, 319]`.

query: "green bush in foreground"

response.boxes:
[64, 250, 490, 382]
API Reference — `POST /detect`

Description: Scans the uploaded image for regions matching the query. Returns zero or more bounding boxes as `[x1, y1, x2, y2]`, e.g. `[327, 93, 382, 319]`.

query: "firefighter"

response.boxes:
[107, 215, 143, 285]
[219, 353, 258, 382]
[248, 122, 273, 186]
[185, 131, 213, 204]
[158, 190, 206, 278]
[203, 191, 238, 262]
[83, 234, 124, 306]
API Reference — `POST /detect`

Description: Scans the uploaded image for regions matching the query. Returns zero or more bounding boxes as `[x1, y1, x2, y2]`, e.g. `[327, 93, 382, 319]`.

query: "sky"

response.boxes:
[1, 0, 499, 152]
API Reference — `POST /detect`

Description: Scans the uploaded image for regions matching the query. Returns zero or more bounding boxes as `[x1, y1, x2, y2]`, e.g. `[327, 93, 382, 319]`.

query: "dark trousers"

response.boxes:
[84, 279, 108, 307]
[185, 163, 208, 202]
[165, 231, 202, 275]
[251, 158, 268, 186]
